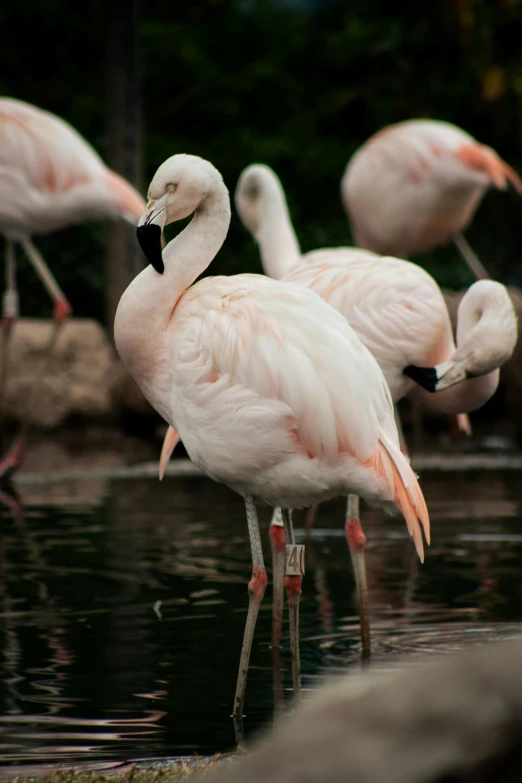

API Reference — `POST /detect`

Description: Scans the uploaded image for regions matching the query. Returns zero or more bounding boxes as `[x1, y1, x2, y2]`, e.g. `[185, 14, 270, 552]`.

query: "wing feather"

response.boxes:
[0, 98, 105, 194]
[176, 275, 394, 466]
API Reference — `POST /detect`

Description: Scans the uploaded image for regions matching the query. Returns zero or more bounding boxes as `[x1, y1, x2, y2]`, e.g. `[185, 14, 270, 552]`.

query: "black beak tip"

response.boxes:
[137, 223, 165, 274]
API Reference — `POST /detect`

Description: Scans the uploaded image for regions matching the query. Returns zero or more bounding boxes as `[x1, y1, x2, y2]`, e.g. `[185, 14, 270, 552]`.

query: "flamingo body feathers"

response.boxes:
[0, 97, 144, 236]
[115, 155, 430, 559]
[342, 119, 522, 257]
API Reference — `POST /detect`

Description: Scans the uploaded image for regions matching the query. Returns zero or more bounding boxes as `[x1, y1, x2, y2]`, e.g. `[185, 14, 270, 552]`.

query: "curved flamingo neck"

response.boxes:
[114, 182, 231, 389]
[410, 372, 499, 415]
[409, 283, 511, 415]
[161, 185, 231, 298]
[250, 174, 301, 279]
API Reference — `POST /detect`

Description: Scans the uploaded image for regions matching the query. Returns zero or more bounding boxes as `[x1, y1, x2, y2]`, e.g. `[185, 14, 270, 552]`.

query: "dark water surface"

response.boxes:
[1, 465, 522, 774]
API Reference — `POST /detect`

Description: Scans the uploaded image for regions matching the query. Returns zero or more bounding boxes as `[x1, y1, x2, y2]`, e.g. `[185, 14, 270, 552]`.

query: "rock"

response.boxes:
[200, 639, 522, 783]
[5, 318, 114, 428]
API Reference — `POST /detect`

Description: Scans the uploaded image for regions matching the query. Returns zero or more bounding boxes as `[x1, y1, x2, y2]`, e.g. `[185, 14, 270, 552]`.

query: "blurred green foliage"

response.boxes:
[1, 0, 522, 323]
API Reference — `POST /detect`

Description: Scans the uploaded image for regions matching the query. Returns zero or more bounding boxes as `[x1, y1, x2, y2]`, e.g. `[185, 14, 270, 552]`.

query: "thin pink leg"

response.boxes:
[453, 232, 490, 280]
[0, 239, 18, 428]
[22, 237, 71, 364]
[269, 511, 286, 714]
[0, 434, 26, 480]
[0, 238, 71, 480]
[233, 496, 268, 722]
[0, 240, 27, 477]
[304, 503, 318, 539]
[21, 238, 72, 326]
[269, 512, 286, 652]
[281, 508, 303, 703]
[345, 494, 371, 659]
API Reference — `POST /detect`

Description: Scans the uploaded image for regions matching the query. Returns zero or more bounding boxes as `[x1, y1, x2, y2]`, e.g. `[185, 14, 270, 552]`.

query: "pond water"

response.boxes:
[1, 457, 522, 775]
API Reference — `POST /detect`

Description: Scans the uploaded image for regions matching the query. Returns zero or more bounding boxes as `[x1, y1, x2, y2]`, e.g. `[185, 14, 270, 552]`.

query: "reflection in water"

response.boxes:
[0, 469, 521, 773]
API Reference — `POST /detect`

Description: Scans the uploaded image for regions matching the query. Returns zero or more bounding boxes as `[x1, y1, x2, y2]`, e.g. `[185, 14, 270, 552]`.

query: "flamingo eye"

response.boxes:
[166, 183, 176, 193]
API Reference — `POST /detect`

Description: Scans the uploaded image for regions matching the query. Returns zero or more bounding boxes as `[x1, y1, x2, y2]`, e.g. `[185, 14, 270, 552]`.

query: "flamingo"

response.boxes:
[0, 97, 145, 475]
[114, 153, 430, 721]
[341, 119, 522, 279]
[228, 162, 516, 655]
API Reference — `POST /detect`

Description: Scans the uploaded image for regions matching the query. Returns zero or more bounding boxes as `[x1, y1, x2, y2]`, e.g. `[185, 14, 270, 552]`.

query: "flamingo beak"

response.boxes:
[137, 200, 167, 274]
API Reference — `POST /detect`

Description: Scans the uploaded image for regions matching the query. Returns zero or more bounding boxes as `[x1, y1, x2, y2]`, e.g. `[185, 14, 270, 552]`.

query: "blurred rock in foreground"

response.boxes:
[200, 639, 522, 783]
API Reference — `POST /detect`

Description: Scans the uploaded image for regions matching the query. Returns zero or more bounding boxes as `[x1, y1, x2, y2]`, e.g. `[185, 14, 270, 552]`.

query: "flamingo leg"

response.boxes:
[233, 495, 268, 723]
[0, 241, 26, 478]
[304, 503, 318, 539]
[21, 238, 72, 324]
[281, 508, 303, 703]
[345, 494, 371, 659]
[269, 508, 286, 715]
[0, 240, 18, 428]
[269, 509, 286, 652]
[0, 238, 73, 479]
[453, 232, 490, 281]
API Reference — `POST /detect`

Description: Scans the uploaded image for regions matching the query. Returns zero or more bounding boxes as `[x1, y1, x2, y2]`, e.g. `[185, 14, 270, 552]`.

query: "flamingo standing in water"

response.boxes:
[225, 163, 515, 655]
[114, 153, 430, 721]
[0, 97, 145, 474]
[341, 119, 522, 279]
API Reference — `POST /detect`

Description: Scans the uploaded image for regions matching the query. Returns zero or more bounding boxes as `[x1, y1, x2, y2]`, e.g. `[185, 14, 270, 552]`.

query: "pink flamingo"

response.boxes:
[114, 153, 430, 720]
[228, 163, 516, 655]
[0, 97, 145, 474]
[341, 119, 522, 279]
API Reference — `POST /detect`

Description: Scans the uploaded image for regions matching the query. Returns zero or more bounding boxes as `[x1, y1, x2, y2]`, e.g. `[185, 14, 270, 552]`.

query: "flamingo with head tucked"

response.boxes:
[0, 97, 145, 476]
[341, 119, 522, 279]
[229, 162, 517, 656]
[114, 153, 430, 722]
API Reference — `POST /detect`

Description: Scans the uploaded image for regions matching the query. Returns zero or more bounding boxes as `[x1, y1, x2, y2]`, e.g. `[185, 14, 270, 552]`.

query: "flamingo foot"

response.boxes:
[0, 435, 26, 480]
[53, 298, 72, 324]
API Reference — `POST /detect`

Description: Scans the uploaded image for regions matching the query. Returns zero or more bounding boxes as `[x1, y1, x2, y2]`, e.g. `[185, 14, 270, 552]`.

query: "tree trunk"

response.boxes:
[104, 0, 143, 335]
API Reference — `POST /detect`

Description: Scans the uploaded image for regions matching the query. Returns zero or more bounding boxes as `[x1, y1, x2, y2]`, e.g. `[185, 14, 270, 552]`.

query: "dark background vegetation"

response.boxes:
[1, 0, 522, 325]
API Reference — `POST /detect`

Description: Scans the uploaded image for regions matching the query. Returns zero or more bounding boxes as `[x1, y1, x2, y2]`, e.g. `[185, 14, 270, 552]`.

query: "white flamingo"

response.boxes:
[230, 163, 515, 655]
[114, 153, 430, 720]
[0, 97, 145, 475]
[341, 119, 522, 279]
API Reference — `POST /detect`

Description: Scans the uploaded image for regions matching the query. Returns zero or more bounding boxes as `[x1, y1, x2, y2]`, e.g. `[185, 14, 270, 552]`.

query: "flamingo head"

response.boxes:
[137, 154, 226, 274]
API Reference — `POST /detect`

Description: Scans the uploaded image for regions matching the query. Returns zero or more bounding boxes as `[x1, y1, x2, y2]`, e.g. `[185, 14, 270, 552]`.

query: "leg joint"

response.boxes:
[248, 566, 268, 597]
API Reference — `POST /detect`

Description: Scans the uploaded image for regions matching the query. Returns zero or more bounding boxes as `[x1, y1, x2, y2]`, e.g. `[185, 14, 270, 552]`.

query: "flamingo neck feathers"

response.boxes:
[453, 281, 517, 375]
[114, 181, 231, 389]
[411, 281, 516, 414]
[240, 169, 301, 279]
[258, 189, 301, 279]
[161, 184, 231, 300]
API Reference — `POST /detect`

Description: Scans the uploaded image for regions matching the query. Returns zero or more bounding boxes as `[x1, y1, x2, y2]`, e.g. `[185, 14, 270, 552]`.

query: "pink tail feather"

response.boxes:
[159, 426, 181, 480]
[456, 413, 472, 437]
[456, 143, 522, 194]
[368, 434, 430, 562]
